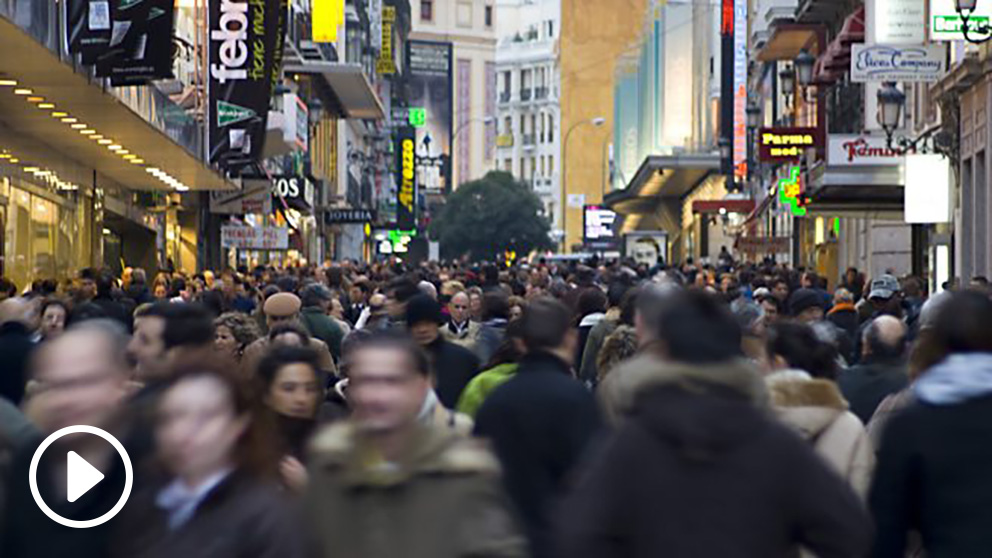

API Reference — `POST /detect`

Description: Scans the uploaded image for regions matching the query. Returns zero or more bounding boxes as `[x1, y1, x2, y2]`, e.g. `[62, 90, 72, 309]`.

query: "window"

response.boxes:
[421, 0, 433, 22]
[520, 114, 526, 134]
[530, 157, 537, 180]
[485, 5, 494, 27]
[502, 71, 511, 94]
[457, 1, 472, 28]
[504, 116, 512, 134]
[547, 114, 554, 142]
[549, 155, 554, 174]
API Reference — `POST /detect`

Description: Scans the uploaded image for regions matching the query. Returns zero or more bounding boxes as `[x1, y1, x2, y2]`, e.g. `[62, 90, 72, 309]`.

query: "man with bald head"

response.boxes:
[442, 290, 480, 348]
[838, 315, 909, 423]
[2, 320, 133, 558]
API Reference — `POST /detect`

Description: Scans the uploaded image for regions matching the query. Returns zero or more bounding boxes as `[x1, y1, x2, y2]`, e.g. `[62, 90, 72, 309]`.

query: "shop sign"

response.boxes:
[828, 134, 908, 166]
[283, 93, 309, 151]
[735, 236, 791, 254]
[905, 154, 951, 223]
[270, 175, 316, 210]
[873, 0, 926, 44]
[209, 183, 272, 215]
[395, 126, 417, 230]
[758, 127, 823, 162]
[851, 44, 946, 82]
[376, 6, 396, 74]
[324, 208, 377, 225]
[930, 0, 992, 41]
[778, 165, 808, 217]
[208, 0, 284, 171]
[220, 225, 289, 250]
[495, 134, 514, 147]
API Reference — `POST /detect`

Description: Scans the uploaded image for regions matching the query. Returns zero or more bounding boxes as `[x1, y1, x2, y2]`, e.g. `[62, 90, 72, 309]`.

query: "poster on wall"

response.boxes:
[395, 126, 417, 230]
[65, 0, 112, 64]
[93, 0, 176, 85]
[583, 205, 619, 250]
[624, 232, 668, 267]
[406, 40, 453, 193]
[208, 0, 283, 171]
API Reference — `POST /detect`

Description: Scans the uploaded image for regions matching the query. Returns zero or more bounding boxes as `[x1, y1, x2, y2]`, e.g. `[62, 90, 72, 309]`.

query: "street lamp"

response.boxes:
[561, 116, 606, 253]
[877, 82, 905, 140]
[955, 0, 991, 44]
[876, 82, 949, 156]
[779, 64, 796, 108]
[795, 49, 816, 101]
[746, 102, 762, 129]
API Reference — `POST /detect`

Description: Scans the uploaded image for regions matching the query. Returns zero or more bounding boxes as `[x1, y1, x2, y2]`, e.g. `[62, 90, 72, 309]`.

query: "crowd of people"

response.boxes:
[0, 254, 991, 557]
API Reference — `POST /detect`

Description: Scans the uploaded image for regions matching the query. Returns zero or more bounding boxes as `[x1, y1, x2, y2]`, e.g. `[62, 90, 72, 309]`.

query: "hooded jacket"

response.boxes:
[305, 422, 527, 558]
[766, 372, 875, 500]
[557, 358, 871, 558]
[872, 352, 992, 558]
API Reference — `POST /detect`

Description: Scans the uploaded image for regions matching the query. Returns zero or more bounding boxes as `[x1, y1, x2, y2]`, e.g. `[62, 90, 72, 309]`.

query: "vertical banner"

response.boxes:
[312, 0, 343, 43]
[94, 0, 176, 86]
[396, 126, 417, 230]
[407, 40, 453, 193]
[208, 0, 281, 171]
[65, 0, 113, 64]
[732, 0, 747, 178]
[376, 5, 396, 74]
[719, 0, 734, 176]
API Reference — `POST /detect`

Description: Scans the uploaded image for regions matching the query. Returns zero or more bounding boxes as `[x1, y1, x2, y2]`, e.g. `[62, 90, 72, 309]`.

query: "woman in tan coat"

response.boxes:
[765, 322, 874, 499]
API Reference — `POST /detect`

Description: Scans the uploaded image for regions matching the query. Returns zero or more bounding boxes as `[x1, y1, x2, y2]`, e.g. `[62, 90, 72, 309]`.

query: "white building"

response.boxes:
[411, 0, 498, 188]
[495, 0, 561, 229]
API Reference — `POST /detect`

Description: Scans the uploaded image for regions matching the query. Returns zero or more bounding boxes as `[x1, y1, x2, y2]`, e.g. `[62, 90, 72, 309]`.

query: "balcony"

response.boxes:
[499, 91, 511, 104]
[520, 89, 533, 102]
[535, 86, 549, 99]
[523, 134, 536, 147]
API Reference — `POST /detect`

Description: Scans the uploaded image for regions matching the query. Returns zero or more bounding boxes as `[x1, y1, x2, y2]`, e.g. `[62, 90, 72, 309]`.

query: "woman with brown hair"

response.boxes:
[113, 361, 305, 558]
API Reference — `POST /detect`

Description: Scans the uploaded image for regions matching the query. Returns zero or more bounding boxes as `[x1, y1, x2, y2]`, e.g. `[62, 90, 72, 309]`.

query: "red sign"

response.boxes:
[721, 0, 734, 34]
[758, 127, 824, 162]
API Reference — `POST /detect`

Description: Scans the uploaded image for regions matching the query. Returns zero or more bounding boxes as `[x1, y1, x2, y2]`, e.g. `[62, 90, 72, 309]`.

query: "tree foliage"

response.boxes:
[430, 171, 554, 261]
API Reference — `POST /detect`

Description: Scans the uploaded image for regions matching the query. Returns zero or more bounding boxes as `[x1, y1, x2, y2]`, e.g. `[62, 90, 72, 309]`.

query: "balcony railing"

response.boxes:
[520, 89, 533, 101]
[535, 86, 549, 99]
[523, 134, 536, 146]
[499, 91, 511, 104]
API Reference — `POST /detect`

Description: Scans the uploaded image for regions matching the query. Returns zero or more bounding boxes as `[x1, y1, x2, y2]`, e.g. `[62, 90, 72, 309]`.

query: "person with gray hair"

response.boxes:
[299, 282, 344, 362]
[838, 315, 909, 423]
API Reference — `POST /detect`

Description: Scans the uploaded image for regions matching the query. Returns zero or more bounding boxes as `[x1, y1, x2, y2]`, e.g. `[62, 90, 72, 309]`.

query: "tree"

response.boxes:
[430, 171, 554, 261]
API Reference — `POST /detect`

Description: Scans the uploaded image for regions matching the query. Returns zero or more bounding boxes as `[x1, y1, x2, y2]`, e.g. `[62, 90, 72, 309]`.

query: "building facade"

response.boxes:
[494, 0, 561, 229]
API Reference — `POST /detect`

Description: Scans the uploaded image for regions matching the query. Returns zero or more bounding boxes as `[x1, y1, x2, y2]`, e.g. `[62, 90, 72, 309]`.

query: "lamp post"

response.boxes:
[876, 81, 950, 156]
[955, 0, 991, 44]
[795, 49, 816, 101]
[561, 116, 606, 253]
[779, 64, 796, 109]
[746, 102, 762, 184]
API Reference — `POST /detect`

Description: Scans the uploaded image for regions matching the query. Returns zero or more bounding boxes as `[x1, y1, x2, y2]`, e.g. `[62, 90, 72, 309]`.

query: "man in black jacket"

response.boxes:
[563, 290, 870, 558]
[406, 294, 480, 408]
[872, 291, 992, 558]
[475, 297, 601, 558]
[838, 315, 908, 423]
[0, 298, 37, 405]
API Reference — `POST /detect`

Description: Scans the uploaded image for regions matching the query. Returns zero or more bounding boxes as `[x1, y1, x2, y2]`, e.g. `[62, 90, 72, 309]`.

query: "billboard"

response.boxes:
[208, 0, 284, 171]
[406, 40, 453, 193]
[395, 126, 417, 230]
[583, 205, 618, 250]
[758, 127, 823, 162]
[94, 0, 176, 85]
[624, 232, 668, 267]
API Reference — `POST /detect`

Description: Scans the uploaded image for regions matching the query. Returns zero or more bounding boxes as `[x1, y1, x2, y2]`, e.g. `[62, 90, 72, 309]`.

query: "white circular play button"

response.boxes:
[29, 425, 134, 529]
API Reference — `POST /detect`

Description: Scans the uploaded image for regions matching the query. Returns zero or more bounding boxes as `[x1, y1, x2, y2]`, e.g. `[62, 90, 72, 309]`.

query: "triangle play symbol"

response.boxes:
[67, 451, 105, 503]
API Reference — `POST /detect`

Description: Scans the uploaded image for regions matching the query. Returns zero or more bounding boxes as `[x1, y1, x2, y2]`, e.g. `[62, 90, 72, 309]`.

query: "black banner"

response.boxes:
[324, 208, 377, 225]
[208, 0, 282, 171]
[396, 126, 417, 230]
[93, 0, 176, 86]
[65, 0, 112, 64]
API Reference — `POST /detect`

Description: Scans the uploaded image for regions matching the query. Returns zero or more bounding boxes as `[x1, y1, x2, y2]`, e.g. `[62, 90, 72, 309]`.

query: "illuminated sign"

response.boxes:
[720, 0, 733, 34]
[376, 6, 396, 74]
[396, 126, 417, 229]
[313, 0, 344, 43]
[408, 107, 427, 128]
[931, 0, 992, 41]
[733, 0, 747, 178]
[778, 166, 808, 217]
[758, 127, 823, 162]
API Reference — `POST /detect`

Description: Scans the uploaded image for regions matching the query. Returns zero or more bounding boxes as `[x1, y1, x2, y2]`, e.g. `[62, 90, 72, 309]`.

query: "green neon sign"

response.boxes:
[409, 107, 427, 128]
[778, 166, 807, 217]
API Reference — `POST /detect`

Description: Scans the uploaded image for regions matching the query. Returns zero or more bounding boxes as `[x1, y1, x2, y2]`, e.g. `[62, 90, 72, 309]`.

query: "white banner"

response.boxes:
[828, 135, 906, 166]
[905, 154, 951, 223]
[851, 43, 947, 82]
[209, 184, 272, 215]
[873, 0, 926, 44]
[931, 0, 992, 41]
[220, 225, 289, 250]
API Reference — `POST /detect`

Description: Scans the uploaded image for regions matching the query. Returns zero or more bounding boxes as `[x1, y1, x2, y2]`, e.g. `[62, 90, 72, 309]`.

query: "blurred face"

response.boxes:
[386, 293, 406, 320]
[349, 286, 365, 304]
[157, 375, 247, 483]
[266, 363, 321, 419]
[214, 325, 239, 357]
[348, 347, 429, 434]
[773, 282, 790, 302]
[330, 298, 345, 320]
[469, 293, 483, 317]
[796, 306, 824, 325]
[449, 292, 470, 324]
[31, 331, 129, 433]
[41, 304, 67, 339]
[760, 299, 779, 323]
[129, 316, 168, 380]
[409, 321, 440, 346]
[79, 278, 96, 300]
[266, 313, 296, 330]
[153, 284, 168, 299]
[509, 304, 524, 321]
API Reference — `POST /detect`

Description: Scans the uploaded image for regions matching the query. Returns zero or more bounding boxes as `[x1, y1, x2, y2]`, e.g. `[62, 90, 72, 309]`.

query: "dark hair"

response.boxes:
[482, 290, 511, 321]
[276, 275, 300, 294]
[139, 302, 216, 350]
[655, 290, 742, 364]
[40, 297, 71, 319]
[931, 290, 992, 354]
[300, 283, 332, 308]
[95, 269, 115, 297]
[766, 321, 838, 379]
[606, 281, 632, 309]
[484, 318, 525, 369]
[0, 277, 17, 297]
[196, 289, 225, 318]
[864, 319, 908, 363]
[577, 288, 607, 319]
[268, 322, 311, 346]
[256, 345, 322, 392]
[164, 356, 278, 479]
[345, 330, 431, 378]
[387, 277, 420, 304]
[519, 297, 572, 352]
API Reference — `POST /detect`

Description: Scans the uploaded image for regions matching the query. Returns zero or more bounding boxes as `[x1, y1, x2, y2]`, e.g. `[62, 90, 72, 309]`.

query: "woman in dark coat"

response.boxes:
[113, 361, 305, 558]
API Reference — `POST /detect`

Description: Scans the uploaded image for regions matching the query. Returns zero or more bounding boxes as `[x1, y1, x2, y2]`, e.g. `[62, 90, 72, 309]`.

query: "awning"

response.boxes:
[604, 154, 721, 215]
[756, 24, 820, 62]
[804, 162, 904, 218]
[0, 16, 233, 191]
[813, 7, 864, 85]
[284, 62, 385, 120]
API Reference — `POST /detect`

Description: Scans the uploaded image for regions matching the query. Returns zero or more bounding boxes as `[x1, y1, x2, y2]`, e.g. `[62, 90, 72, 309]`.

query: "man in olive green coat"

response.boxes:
[305, 332, 527, 558]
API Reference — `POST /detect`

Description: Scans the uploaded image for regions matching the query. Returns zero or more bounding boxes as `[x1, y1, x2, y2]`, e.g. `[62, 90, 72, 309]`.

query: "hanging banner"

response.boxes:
[94, 0, 176, 86]
[395, 126, 417, 230]
[65, 0, 112, 64]
[208, 0, 282, 171]
[221, 225, 289, 249]
[407, 40, 453, 193]
[850, 43, 946, 83]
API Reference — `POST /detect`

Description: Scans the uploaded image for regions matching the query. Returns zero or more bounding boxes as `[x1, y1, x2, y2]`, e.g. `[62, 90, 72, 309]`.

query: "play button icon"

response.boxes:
[29, 425, 133, 529]
[67, 451, 106, 503]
